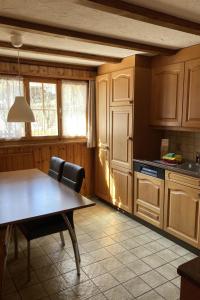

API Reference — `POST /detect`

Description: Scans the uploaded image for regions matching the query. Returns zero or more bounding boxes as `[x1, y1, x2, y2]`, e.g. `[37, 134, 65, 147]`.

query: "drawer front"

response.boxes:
[166, 170, 200, 189]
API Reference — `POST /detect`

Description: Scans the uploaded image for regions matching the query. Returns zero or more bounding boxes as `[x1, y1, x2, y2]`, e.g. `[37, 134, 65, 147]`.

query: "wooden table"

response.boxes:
[0, 169, 95, 298]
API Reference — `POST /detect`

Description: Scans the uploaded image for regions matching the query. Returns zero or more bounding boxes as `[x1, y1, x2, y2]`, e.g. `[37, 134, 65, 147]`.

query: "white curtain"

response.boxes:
[87, 80, 96, 148]
[62, 80, 87, 137]
[0, 77, 25, 139]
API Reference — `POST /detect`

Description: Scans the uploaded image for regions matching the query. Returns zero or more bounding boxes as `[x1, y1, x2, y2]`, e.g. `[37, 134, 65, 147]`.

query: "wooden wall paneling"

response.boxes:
[33, 147, 42, 170]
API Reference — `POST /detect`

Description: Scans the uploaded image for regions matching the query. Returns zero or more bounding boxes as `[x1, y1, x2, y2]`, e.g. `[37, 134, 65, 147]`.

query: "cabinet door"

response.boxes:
[182, 59, 200, 128]
[164, 180, 200, 247]
[110, 68, 134, 106]
[150, 63, 184, 127]
[110, 166, 133, 213]
[110, 106, 132, 170]
[96, 74, 110, 147]
[134, 172, 164, 228]
[95, 148, 110, 202]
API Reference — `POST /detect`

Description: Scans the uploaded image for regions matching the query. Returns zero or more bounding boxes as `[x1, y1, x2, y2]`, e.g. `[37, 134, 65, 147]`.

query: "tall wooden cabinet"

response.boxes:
[95, 74, 110, 202]
[95, 56, 161, 213]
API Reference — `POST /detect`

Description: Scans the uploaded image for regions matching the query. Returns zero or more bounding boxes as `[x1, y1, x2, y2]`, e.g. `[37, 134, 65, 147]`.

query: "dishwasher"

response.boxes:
[133, 161, 165, 228]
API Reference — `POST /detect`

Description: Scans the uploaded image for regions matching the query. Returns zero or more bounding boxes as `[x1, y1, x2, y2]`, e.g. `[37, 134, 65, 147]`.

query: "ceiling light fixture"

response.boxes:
[7, 33, 35, 122]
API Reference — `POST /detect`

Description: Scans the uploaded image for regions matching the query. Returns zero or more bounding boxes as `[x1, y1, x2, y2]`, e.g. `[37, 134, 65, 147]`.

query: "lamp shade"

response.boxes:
[7, 96, 35, 122]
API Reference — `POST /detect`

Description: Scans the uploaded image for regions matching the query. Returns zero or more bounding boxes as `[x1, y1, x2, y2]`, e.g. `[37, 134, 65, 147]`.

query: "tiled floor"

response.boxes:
[3, 199, 198, 300]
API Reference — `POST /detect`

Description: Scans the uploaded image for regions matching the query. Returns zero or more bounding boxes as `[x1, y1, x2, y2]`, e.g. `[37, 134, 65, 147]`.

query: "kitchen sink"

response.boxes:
[178, 162, 200, 173]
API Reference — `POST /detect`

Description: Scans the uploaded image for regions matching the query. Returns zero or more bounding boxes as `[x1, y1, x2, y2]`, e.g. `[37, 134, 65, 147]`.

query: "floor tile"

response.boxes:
[171, 276, 181, 288]
[128, 259, 152, 275]
[35, 265, 60, 282]
[106, 243, 126, 255]
[142, 254, 166, 268]
[123, 277, 151, 298]
[104, 285, 133, 300]
[156, 263, 179, 280]
[137, 290, 164, 300]
[155, 282, 180, 300]
[82, 262, 107, 279]
[111, 266, 136, 283]
[92, 273, 119, 292]
[62, 268, 89, 288]
[156, 249, 179, 262]
[169, 244, 190, 256]
[20, 283, 48, 300]
[140, 270, 167, 288]
[131, 246, 153, 259]
[42, 275, 68, 295]
[88, 293, 107, 300]
[72, 280, 100, 298]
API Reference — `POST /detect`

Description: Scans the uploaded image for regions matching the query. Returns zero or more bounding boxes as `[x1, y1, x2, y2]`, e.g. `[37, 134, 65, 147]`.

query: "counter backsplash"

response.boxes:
[165, 131, 200, 161]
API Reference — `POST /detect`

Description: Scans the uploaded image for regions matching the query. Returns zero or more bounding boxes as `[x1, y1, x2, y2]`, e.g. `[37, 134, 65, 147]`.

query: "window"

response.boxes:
[29, 81, 58, 136]
[62, 81, 87, 137]
[0, 77, 25, 139]
[0, 76, 88, 140]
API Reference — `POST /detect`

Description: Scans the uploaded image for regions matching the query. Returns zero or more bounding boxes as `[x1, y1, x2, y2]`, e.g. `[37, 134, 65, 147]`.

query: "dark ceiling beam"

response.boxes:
[0, 15, 177, 55]
[86, 0, 200, 36]
[0, 40, 121, 63]
[0, 55, 96, 71]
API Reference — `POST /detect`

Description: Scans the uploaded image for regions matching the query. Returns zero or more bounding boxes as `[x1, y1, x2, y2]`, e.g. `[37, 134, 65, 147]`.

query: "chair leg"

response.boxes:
[27, 241, 31, 281]
[60, 231, 65, 247]
[13, 226, 18, 260]
[61, 213, 80, 275]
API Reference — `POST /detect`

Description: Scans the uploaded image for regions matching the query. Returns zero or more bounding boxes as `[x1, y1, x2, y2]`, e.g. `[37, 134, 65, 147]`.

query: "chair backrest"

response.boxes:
[48, 156, 65, 181]
[60, 162, 85, 193]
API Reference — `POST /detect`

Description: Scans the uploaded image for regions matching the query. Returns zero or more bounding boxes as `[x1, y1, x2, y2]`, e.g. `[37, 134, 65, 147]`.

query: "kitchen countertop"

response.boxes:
[133, 159, 200, 178]
[178, 257, 200, 287]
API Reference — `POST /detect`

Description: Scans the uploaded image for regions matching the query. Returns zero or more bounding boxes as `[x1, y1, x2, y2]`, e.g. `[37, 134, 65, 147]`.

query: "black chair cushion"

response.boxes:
[48, 156, 65, 181]
[60, 162, 85, 193]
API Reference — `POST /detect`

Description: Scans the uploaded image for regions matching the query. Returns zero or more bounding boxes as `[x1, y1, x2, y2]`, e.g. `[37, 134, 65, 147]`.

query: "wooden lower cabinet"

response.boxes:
[134, 172, 164, 228]
[110, 166, 133, 213]
[164, 180, 200, 248]
[95, 147, 110, 202]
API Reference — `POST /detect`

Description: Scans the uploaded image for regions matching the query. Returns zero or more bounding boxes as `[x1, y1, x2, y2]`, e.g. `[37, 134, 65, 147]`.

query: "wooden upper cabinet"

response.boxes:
[134, 172, 164, 228]
[96, 74, 110, 147]
[110, 68, 134, 106]
[182, 58, 200, 128]
[150, 63, 184, 127]
[110, 106, 132, 170]
[164, 180, 200, 248]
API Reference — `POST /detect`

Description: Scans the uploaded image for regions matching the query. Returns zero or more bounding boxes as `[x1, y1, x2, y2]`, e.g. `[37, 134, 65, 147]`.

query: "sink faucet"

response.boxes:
[196, 152, 200, 164]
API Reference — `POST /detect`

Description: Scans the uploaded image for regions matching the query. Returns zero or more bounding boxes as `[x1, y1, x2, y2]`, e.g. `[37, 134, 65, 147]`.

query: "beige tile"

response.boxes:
[170, 256, 187, 268]
[13, 270, 39, 290]
[100, 256, 123, 271]
[31, 255, 52, 270]
[111, 266, 136, 283]
[48, 250, 71, 263]
[137, 290, 164, 300]
[155, 282, 180, 300]
[57, 259, 76, 274]
[104, 285, 133, 300]
[157, 249, 179, 262]
[123, 277, 151, 298]
[169, 244, 189, 256]
[131, 246, 153, 258]
[156, 263, 179, 280]
[2, 292, 21, 300]
[90, 248, 112, 261]
[20, 283, 48, 300]
[43, 275, 68, 295]
[72, 280, 100, 298]
[88, 293, 107, 300]
[35, 265, 60, 282]
[171, 276, 181, 288]
[106, 243, 126, 255]
[122, 239, 140, 250]
[140, 270, 167, 288]
[114, 250, 138, 265]
[62, 269, 89, 287]
[50, 288, 78, 300]
[144, 241, 165, 253]
[92, 273, 119, 292]
[142, 254, 166, 268]
[128, 259, 152, 275]
[82, 262, 107, 279]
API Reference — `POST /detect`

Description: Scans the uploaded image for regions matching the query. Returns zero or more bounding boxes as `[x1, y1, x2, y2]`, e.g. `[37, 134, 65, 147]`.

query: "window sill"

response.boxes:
[0, 137, 87, 148]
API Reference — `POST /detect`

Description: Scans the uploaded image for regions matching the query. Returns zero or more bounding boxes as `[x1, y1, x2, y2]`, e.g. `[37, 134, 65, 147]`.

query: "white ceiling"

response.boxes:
[0, 0, 200, 66]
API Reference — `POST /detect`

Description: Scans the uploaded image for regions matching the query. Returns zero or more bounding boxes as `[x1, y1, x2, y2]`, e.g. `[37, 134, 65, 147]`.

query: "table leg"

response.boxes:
[0, 226, 11, 300]
[61, 213, 80, 275]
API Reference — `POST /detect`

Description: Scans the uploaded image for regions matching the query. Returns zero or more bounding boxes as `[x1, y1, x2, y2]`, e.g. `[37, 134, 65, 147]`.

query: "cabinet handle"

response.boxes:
[128, 171, 133, 176]
[127, 136, 133, 141]
[103, 145, 109, 150]
[129, 100, 133, 104]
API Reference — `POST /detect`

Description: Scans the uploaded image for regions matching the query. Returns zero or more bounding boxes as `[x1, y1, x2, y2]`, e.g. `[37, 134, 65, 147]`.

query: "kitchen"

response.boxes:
[0, 1, 200, 300]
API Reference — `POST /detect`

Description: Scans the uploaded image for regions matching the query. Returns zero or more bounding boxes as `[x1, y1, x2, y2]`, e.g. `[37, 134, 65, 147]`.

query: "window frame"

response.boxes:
[0, 75, 88, 143]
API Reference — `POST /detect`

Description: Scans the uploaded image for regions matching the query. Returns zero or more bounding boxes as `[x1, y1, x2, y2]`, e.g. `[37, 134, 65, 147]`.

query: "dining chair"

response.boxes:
[15, 161, 85, 280]
[48, 156, 65, 181]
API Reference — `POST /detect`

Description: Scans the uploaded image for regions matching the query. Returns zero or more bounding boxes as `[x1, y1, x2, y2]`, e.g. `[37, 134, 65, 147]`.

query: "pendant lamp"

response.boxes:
[7, 33, 35, 122]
